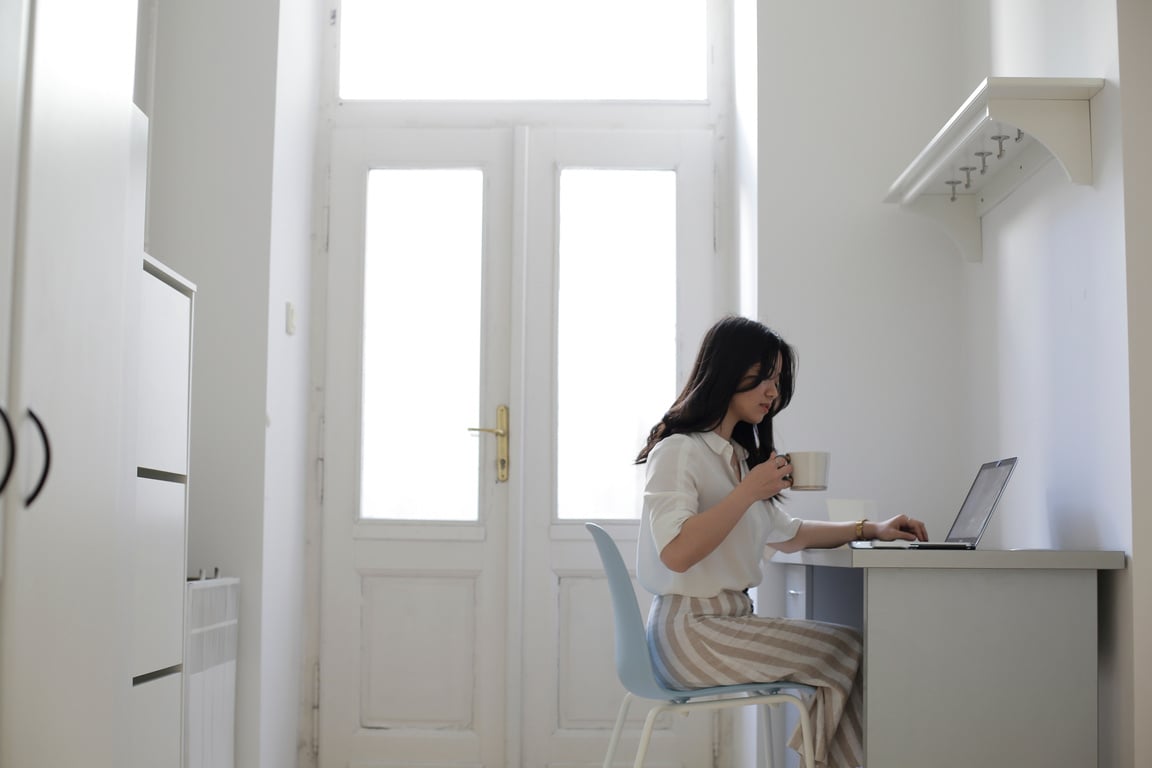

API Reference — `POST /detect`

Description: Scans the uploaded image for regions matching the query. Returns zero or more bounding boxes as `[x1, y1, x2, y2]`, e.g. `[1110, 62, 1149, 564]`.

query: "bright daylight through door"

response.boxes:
[361, 169, 482, 520]
[556, 170, 677, 520]
[338, 0, 707, 100]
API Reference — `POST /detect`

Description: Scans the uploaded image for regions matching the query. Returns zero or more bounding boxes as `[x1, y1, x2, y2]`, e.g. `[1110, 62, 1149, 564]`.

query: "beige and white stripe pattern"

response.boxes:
[647, 591, 863, 768]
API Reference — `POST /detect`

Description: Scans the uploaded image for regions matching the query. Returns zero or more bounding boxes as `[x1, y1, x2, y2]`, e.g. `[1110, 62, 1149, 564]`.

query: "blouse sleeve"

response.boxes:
[764, 498, 803, 543]
[643, 435, 700, 554]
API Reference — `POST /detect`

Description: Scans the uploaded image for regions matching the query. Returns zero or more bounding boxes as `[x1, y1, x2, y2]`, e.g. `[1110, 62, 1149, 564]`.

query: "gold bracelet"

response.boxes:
[855, 519, 868, 540]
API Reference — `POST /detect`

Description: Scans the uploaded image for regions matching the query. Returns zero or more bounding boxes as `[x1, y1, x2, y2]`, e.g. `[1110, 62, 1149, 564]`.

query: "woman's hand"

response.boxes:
[661, 450, 793, 572]
[870, 514, 929, 542]
[738, 451, 793, 502]
[774, 513, 929, 553]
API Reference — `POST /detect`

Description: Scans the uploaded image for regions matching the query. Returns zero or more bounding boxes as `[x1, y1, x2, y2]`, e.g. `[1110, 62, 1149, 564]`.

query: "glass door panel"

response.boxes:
[556, 169, 678, 521]
[361, 169, 483, 521]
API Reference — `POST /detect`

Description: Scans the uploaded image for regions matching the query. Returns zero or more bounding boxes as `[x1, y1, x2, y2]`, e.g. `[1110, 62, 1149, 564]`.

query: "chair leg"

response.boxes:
[632, 704, 666, 768]
[603, 692, 634, 768]
[758, 703, 775, 768]
[791, 697, 815, 768]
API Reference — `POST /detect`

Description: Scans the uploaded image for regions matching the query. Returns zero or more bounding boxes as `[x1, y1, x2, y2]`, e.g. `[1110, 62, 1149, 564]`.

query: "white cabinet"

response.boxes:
[131, 255, 195, 767]
[131, 672, 184, 768]
[0, 0, 141, 765]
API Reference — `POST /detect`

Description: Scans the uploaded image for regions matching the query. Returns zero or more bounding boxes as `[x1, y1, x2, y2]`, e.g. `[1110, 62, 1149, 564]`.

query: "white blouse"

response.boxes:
[637, 431, 801, 598]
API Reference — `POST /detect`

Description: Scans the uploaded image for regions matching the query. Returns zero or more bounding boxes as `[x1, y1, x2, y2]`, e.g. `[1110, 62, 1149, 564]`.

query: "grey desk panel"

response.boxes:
[864, 567, 1098, 768]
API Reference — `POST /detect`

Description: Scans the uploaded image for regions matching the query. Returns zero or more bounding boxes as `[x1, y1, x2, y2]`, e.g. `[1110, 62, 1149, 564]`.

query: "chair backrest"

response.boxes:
[585, 522, 672, 700]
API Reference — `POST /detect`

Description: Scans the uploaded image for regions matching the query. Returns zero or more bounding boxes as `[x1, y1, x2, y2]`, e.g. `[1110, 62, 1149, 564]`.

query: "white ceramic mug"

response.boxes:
[786, 451, 830, 491]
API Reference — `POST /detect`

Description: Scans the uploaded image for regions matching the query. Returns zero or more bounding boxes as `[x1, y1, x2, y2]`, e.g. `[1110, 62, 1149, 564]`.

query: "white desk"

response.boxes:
[771, 548, 1125, 768]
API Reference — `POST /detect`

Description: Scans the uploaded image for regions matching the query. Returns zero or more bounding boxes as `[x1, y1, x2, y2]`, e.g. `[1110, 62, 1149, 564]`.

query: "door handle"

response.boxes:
[0, 407, 14, 496]
[24, 408, 51, 507]
[467, 405, 509, 482]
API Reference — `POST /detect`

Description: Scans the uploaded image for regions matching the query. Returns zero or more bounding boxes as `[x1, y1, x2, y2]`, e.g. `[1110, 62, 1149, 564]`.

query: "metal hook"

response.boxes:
[974, 150, 993, 174]
[959, 166, 976, 189]
[991, 135, 1010, 159]
[945, 179, 962, 202]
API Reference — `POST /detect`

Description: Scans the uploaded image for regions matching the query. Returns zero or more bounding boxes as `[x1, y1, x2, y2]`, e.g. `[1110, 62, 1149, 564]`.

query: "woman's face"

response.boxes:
[726, 353, 782, 427]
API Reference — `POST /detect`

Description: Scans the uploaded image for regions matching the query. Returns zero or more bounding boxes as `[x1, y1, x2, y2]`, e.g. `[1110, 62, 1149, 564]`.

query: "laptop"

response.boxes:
[850, 457, 1017, 550]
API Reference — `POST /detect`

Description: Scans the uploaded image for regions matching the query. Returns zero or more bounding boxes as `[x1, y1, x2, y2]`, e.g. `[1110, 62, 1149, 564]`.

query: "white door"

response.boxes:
[517, 128, 721, 767]
[319, 128, 514, 768]
[318, 126, 722, 768]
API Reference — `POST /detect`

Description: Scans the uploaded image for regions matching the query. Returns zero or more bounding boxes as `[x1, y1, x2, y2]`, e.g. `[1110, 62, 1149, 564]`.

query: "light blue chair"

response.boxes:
[585, 522, 816, 768]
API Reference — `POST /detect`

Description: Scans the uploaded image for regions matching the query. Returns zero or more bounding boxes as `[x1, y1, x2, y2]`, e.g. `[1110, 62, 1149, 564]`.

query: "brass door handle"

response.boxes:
[467, 404, 509, 482]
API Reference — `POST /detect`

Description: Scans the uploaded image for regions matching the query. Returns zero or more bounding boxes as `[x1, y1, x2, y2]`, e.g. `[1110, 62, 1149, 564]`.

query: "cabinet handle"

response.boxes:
[0, 407, 14, 496]
[24, 408, 50, 507]
[786, 589, 804, 597]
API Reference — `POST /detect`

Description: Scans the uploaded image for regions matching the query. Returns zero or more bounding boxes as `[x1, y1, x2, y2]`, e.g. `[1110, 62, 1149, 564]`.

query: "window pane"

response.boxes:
[339, 0, 707, 101]
[557, 170, 677, 520]
[361, 169, 483, 520]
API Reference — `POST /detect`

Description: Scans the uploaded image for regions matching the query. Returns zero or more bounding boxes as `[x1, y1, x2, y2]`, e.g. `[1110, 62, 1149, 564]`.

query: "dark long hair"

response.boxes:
[635, 316, 795, 469]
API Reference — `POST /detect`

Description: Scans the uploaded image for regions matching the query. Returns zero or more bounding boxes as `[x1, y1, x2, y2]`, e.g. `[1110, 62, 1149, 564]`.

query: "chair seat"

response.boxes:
[661, 680, 817, 704]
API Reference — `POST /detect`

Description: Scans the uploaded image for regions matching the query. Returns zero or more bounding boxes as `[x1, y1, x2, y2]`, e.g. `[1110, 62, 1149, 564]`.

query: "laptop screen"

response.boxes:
[945, 457, 1017, 545]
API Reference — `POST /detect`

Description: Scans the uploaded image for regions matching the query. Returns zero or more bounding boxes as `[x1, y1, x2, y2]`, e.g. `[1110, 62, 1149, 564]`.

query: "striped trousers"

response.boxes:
[647, 591, 864, 768]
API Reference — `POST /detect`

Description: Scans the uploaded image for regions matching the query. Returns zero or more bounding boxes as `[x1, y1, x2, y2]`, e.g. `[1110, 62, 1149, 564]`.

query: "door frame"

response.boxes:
[304, 4, 739, 764]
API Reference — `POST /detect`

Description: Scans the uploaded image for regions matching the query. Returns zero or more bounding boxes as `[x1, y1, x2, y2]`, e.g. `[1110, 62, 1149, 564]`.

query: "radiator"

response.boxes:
[185, 578, 239, 768]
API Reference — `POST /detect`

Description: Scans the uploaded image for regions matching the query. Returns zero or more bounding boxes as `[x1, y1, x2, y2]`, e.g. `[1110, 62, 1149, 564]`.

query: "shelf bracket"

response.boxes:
[906, 195, 981, 263]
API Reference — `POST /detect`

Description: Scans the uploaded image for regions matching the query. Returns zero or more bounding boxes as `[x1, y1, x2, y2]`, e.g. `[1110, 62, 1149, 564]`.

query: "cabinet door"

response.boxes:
[783, 564, 809, 620]
[130, 673, 183, 768]
[132, 477, 187, 675]
[0, 0, 140, 765]
[137, 269, 192, 475]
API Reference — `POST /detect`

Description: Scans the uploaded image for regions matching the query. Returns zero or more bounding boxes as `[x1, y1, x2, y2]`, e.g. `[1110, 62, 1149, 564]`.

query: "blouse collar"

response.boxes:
[701, 430, 748, 462]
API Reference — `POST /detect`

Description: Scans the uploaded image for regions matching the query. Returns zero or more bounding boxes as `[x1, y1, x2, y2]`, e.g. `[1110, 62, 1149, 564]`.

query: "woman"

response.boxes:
[635, 316, 927, 768]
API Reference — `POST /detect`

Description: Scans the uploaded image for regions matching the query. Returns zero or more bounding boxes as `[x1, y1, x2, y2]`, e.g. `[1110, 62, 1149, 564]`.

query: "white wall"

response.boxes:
[262, 0, 319, 764]
[983, 1, 1137, 765]
[756, 1, 1144, 766]
[757, 0, 989, 536]
[976, 159, 1128, 553]
[983, 0, 1127, 547]
[147, 0, 317, 765]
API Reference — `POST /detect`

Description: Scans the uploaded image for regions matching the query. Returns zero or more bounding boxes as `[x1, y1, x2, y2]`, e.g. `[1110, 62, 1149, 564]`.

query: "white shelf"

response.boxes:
[885, 77, 1104, 261]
